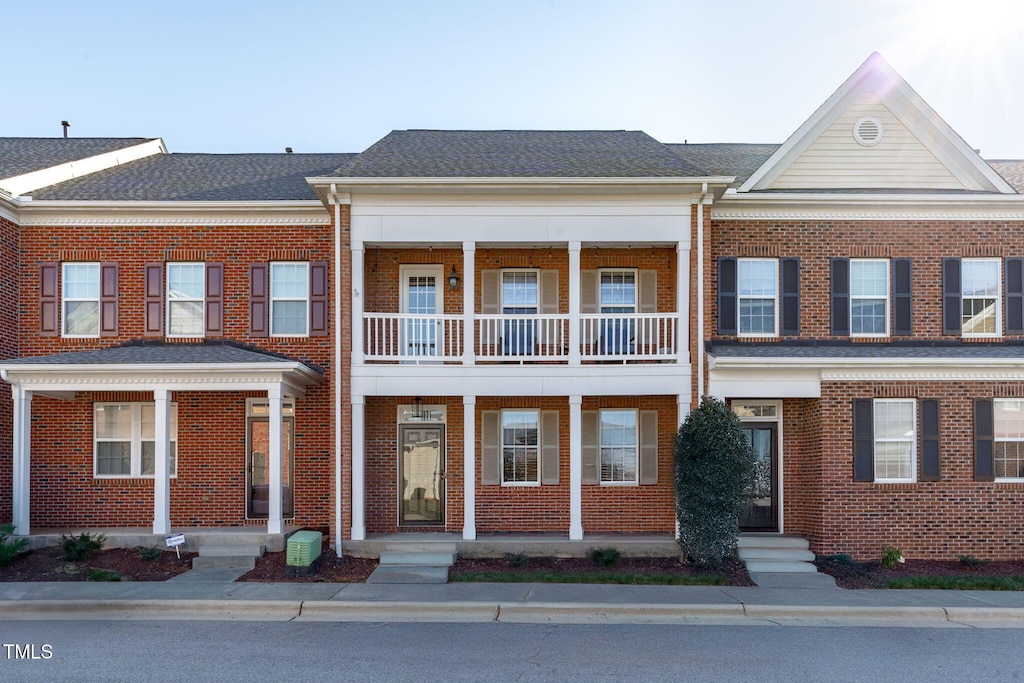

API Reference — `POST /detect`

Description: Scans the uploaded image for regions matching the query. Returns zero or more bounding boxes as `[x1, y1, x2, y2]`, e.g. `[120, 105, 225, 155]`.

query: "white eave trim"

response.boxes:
[0, 139, 168, 197]
[709, 354, 1024, 372]
[16, 199, 331, 226]
[715, 189, 1024, 220]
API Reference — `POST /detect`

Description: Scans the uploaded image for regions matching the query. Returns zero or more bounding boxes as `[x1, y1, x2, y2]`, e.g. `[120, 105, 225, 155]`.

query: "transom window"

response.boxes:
[167, 263, 205, 336]
[501, 410, 539, 485]
[994, 399, 1024, 481]
[962, 258, 1000, 336]
[271, 262, 310, 336]
[95, 403, 178, 478]
[600, 409, 637, 484]
[850, 259, 889, 336]
[62, 263, 100, 337]
[738, 259, 777, 336]
[873, 399, 916, 482]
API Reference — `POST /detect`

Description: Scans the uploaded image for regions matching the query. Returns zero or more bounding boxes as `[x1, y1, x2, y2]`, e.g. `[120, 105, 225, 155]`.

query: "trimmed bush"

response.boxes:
[61, 533, 106, 562]
[0, 524, 29, 566]
[588, 547, 621, 568]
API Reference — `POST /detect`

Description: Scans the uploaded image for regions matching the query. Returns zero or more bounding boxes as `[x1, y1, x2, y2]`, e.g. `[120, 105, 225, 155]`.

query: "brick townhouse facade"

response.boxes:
[2, 53, 1024, 559]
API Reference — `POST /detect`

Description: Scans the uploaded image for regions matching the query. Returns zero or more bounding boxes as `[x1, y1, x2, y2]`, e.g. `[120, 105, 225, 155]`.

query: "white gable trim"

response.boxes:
[714, 190, 1024, 221]
[739, 53, 1015, 195]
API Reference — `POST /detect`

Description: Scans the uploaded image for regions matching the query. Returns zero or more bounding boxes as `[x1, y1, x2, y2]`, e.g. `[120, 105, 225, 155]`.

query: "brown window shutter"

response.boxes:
[480, 410, 500, 485]
[639, 270, 657, 313]
[99, 262, 119, 337]
[580, 271, 599, 349]
[309, 261, 329, 336]
[974, 399, 995, 482]
[853, 399, 874, 482]
[639, 410, 658, 485]
[581, 410, 599, 484]
[205, 262, 223, 336]
[480, 271, 500, 347]
[540, 410, 559, 485]
[144, 263, 164, 337]
[920, 399, 940, 481]
[39, 262, 59, 336]
[249, 263, 269, 338]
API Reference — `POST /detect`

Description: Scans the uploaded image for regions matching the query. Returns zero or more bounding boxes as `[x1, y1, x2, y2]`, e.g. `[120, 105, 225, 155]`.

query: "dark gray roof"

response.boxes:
[332, 130, 709, 178]
[1, 341, 318, 368]
[30, 152, 355, 201]
[988, 160, 1024, 192]
[709, 342, 1024, 360]
[0, 137, 155, 180]
[666, 143, 780, 188]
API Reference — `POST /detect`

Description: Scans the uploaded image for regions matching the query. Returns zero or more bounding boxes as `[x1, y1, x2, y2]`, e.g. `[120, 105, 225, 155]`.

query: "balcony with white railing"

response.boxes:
[579, 313, 678, 362]
[364, 313, 465, 362]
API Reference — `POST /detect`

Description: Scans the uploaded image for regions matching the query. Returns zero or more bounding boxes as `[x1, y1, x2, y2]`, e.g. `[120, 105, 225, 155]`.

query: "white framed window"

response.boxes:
[738, 258, 778, 336]
[271, 262, 310, 336]
[600, 409, 638, 484]
[873, 399, 916, 483]
[962, 258, 1000, 337]
[95, 403, 178, 479]
[599, 269, 637, 314]
[167, 263, 205, 337]
[501, 270, 539, 314]
[62, 263, 100, 337]
[994, 399, 1024, 481]
[501, 410, 539, 485]
[850, 259, 889, 337]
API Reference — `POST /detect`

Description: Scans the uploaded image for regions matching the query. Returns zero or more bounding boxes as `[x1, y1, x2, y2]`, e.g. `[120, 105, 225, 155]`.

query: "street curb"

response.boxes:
[742, 604, 949, 622]
[297, 600, 499, 622]
[0, 600, 302, 621]
[497, 602, 748, 624]
[945, 607, 1024, 624]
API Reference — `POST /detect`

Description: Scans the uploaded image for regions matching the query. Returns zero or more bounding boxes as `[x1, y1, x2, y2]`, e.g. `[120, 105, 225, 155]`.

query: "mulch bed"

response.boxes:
[815, 557, 1024, 589]
[450, 555, 755, 586]
[237, 548, 377, 582]
[0, 546, 196, 582]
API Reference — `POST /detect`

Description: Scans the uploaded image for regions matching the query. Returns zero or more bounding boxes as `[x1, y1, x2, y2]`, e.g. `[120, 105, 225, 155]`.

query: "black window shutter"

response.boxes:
[718, 257, 737, 335]
[853, 399, 874, 482]
[830, 258, 850, 336]
[892, 258, 913, 336]
[974, 399, 995, 482]
[1005, 257, 1024, 335]
[920, 399, 940, 481]
[943, 258, 962, 335]
[780, 258, 800, 336]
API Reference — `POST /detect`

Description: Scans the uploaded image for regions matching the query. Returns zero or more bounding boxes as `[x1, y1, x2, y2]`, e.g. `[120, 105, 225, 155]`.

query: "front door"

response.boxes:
[739, 423, 777, 531]
[399, 424, 444, 525]
[247, 416, 294, 519]
[400, 266, 443, 360]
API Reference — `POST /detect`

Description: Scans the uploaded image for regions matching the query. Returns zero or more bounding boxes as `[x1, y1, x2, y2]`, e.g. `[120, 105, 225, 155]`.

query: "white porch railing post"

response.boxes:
[463, 242, 475, 366]
[568, 241, 581, 366]
[677, 240, 689, 365]
[463, 395, 476, 540]
[352, 241, 365, 364]
[569, 395, 583, 540]
[11, 386, 32, 536]
[152, 389, 171, 535]
[351, 396, 366, 541]
[267, 384, 284, 535]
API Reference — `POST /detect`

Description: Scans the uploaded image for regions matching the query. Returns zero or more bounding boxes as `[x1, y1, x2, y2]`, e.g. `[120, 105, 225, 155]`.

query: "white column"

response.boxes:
[350, 395, 366, 541]
[11, 386, 32, 536]
[152, 389, 171, 535]
[568, 241, 581, 366]
[352, 240, 365, 365]
[267, 385, 284, 535]
[462, 242, 476, 366]
[677, 241, 689, 365]
[569, 395, 583, 540]
[462, 395, 476, 540]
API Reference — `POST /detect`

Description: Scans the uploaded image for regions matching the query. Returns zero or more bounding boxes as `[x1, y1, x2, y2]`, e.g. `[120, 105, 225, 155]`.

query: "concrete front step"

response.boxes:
[198, 544, 266, 558]
[191, 555, 256, 570]
[379, 552, 455, 566]
[366, 565, 450, 584]
[377, 541, 458, 554]
[737, 534, 810, 550]
[748, 572, 838, 588]
[743, 559, 819, 573]
[737, 547, 816, 562]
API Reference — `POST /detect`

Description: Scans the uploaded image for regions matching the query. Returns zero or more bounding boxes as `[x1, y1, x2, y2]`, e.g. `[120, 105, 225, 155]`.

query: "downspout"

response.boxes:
[331, 183, 343, 555]
[696, 182, 708, 400]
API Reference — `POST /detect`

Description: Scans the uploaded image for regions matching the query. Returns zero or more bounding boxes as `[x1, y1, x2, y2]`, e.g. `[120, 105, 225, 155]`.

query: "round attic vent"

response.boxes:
[854, 117, 883, 146]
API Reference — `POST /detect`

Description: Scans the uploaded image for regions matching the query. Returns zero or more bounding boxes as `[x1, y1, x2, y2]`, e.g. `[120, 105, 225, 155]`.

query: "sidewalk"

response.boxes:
[2, 578, 1024, 627]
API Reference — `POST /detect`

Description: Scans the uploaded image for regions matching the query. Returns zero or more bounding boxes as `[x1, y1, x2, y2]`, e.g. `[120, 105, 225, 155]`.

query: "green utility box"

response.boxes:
[286, 530, 323, 568]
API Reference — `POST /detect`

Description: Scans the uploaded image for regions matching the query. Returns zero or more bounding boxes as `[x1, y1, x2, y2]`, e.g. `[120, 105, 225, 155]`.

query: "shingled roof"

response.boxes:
[0, 137, 155, 180]
[666, 143, 780, 188]
[332, 130, 710, 178]
[30, 152, 356, 201]
[1, 340, 322, 369]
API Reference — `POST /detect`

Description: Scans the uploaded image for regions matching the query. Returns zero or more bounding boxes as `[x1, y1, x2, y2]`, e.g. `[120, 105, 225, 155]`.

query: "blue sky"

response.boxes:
[6, 0, 1024, 157]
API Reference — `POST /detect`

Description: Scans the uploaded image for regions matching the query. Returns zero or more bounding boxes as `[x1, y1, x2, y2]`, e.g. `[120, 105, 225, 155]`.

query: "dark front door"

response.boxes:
[739, 423, 777, 531]
[247, 416, 294, 519]
[399, 425, 445, 525]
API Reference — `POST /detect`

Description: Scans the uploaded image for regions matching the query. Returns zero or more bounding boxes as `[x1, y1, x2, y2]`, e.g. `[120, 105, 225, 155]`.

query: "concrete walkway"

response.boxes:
[1, 578, 1024, 627]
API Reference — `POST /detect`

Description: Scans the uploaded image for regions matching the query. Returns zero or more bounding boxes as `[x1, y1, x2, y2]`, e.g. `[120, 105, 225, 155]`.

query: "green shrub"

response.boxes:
[504, 552, 528, 568]
[588, 547, 621, 568]
[674, 397, 756, 567]
[881, 546, 903, 569]
[60, 533, 106, 562]
[87, 568, 122, 582]
[139, 545, 163, 562]
[820, 553, 853, 564]
[958, 554, 989, 568]
[0, 524, 29, 566]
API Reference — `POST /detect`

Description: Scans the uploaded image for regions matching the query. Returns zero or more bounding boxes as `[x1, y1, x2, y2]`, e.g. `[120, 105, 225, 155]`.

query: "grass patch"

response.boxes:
[887, 575, 1024, 590]
[450, 570, 727, 586]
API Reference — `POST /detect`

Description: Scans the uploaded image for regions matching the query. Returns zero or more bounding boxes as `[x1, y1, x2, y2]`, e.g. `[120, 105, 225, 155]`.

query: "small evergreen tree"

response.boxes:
[674, 396, 756, 567]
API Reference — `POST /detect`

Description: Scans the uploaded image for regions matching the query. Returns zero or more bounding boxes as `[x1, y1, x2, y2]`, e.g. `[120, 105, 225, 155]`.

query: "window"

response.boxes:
[994, 400, 1024, 481]
[738, 259, 777, 336]
[501, 410, 539, 485]
[95, 403, 178, 478]
[271, 262, 310, 336]
[850, 259, 889, 336]
[167, 263, 205, 336]
[600, 409, 637, 484]
[62, 263, 100, 337]
[873, 399, 916, 482]
[962, 258, 1000, 336]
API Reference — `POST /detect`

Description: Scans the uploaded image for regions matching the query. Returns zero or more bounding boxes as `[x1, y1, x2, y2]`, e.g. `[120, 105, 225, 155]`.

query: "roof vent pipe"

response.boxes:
[61, 121, 70, 138]
[285, 147, 293, 154]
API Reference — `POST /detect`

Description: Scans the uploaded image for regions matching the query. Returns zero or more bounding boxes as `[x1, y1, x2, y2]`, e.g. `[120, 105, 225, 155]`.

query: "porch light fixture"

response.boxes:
[412, 397, 426, 420]
[448, 265, 460, 290]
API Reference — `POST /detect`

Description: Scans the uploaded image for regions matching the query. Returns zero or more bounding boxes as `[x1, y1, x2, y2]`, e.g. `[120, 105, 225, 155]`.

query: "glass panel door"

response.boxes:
[739, 423, 777, 531]
[401, 268, 443, 359]
[399, 425, 444, 525]
[247, 417, 294, 518]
